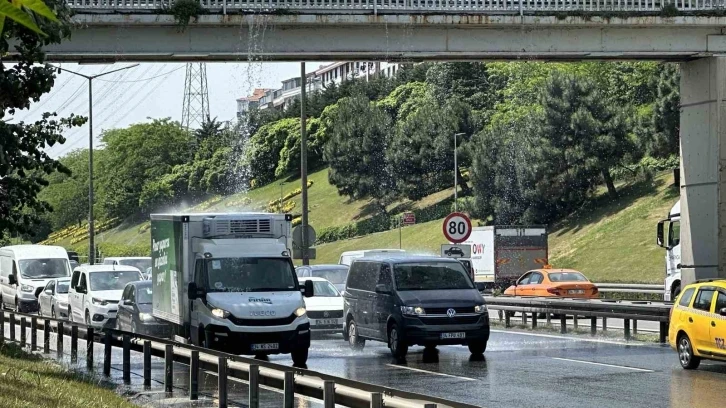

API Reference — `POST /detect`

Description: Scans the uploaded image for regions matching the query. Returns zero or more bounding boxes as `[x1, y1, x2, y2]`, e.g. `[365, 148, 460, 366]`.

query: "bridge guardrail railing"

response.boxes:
[484, 295, 673, 343]
[63, 0, 724, 13]
[0, 310, 477, 408]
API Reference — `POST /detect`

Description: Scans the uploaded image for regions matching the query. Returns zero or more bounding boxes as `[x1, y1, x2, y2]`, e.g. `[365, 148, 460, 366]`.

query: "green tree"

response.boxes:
[1, 0, 86, 237]
[324, 96, 397, 214]
[649, 64, 680, 157]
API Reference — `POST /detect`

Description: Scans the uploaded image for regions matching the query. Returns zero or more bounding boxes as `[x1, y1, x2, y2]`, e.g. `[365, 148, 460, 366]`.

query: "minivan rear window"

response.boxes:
[393, 262, 474, 291]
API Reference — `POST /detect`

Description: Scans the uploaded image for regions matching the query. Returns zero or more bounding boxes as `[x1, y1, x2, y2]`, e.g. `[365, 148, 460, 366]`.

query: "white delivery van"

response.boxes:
[657, 200, 681, 301]
[103, 257, 152, 278]
[0, 245, 72, 313]
[338, 249, 406, 266]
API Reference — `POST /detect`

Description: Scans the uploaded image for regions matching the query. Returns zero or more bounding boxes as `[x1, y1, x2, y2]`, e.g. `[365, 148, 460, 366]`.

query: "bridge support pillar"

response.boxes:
[680, 57, 726, 286]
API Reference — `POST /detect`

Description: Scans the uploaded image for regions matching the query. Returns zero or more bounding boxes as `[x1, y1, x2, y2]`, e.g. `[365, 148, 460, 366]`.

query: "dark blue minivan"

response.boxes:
[343, 256, 490, 358]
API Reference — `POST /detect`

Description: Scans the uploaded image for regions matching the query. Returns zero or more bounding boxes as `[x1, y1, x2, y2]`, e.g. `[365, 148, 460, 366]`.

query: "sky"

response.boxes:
[11, 62, 331, 158]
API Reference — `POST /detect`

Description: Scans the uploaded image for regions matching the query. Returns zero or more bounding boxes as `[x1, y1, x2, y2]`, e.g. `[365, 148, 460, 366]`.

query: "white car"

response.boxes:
[299, 277, 344, 334]
[38, 278, 71, 320]
[69, 265, 143, 328]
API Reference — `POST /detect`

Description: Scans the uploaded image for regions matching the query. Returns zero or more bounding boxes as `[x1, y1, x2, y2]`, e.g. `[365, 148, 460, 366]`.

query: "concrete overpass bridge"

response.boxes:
[24, 0, 726, 285]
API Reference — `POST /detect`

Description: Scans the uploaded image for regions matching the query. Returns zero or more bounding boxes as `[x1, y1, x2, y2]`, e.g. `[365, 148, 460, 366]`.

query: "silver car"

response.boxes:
[38, 278, 71, 319]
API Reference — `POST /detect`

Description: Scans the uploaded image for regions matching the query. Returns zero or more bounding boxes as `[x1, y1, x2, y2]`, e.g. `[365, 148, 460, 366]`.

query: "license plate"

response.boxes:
[440, 332, 465, 339]
[251, 343, 278, 351]
[315, 319, 338, 325]
[568, 289, 585, 294]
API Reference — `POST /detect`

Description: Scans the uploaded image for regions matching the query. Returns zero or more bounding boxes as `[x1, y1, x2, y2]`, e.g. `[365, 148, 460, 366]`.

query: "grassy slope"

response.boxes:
[0, 343, 136, 408]
[313, 173, 678, 284]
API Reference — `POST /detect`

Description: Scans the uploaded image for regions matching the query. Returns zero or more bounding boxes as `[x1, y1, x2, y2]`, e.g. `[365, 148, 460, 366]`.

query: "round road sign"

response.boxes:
[442, 212, 472, 244]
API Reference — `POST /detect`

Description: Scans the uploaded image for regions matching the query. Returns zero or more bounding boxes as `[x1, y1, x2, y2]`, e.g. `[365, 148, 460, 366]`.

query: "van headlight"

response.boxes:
[294, 307, 307, 317]
[474, 304, 487, 314]
[92, 297, 110, 306]
[139, 312, 155, 322]
[20, 284, 34, 293]
[401, 306, 426, 316]
[208, 304, 230, 319]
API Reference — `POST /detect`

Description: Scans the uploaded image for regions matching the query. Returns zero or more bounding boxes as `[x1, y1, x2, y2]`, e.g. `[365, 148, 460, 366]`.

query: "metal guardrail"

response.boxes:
[63, 0, 724, 13]
[484, 295, 672, 342]
[594, 283, 665, 295]
[0, 311, 476, 408]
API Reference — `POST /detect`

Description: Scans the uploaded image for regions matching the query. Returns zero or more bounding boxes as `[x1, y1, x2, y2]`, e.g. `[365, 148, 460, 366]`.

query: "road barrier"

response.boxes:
[594, 283, 665, 295]
[484, 296, 672, 343]
[0, 310, 476, 408]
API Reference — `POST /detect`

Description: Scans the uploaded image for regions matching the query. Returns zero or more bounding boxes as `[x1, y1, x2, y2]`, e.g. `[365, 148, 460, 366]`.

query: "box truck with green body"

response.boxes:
[151, 213, 313, 365]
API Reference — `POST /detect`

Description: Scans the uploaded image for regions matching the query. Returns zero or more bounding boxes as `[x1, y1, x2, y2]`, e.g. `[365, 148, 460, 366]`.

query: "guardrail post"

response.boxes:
[284, 371, 294, 408]
[249, 364, 260, 408]
[188, 350, 198, 399]
[20, 317, 26, 346]
[546, 312, 551, 326]
[560, 314, 567, 334]
[633, 320, 638, 335]
[602, 317, 608, 332]
[122, 334, 131, 383]
[165, 344, 174, 393]
[0, 311, 5, 344]
[144, 341, 152, 388]
[522, 312, 528, 325]
[659, 322, 667, 343]
[498, 310, 503, 323]
[9, 313, 15, 341]
[30, 317, 37, 351]
[531, 313, 538, 329]
[573, 315, 578, 330]
[424, 404, 437, 408]
[505, 311, 511, 328]
[44, 319, 50, 353]
[218, 357, 228, 408]
[590, 317, 597, 336]
[371, 392, 383, 408]
[86, 327, 94, 371]
[323, 380, 335, 408]
[71, 325, 78, 363]
[624, 319, 631, 340]
[103, 330, 112, 377]
[57, 321, 64, 359]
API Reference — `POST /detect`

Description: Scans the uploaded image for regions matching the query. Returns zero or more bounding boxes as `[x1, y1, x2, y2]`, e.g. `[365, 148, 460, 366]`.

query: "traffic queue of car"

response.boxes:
[2, 243, 726, 369]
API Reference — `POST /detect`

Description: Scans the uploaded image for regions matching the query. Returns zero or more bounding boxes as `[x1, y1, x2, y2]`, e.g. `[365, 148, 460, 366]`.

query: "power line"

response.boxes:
[95, 65, 184, 83]
[18, 67, 82, 122]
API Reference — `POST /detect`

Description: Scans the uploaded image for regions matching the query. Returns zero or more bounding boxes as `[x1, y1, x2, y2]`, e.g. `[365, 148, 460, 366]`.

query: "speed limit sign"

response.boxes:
[443, 212, 472, 244]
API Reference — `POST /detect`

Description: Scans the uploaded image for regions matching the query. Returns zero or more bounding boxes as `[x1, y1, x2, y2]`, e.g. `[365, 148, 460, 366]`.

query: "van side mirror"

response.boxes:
[720, 308, 726, 317]
[44, 289, 53, 296]
[657, 221, 665, 248]
[304, 280, 314, 298]
[375, 284, 390, 294]
[8, 274, 16, 286]
[188, 282, 204, 300]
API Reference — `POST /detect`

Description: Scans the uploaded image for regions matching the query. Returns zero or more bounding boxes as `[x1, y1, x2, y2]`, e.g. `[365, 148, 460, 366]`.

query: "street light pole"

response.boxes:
[454, 133, 465, 213]
[279, 183, 284, 213]
[50, 63, 139, 265]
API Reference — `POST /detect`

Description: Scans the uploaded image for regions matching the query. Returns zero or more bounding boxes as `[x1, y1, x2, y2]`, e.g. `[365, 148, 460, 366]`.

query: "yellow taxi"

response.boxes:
[669, 279, 726, 369]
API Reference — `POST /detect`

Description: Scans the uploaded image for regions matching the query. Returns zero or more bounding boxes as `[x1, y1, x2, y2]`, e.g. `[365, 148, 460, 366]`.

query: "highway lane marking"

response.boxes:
[385, 364, 477, 381]
[551, 357, 654, 372]
[490, 329, 653, 346]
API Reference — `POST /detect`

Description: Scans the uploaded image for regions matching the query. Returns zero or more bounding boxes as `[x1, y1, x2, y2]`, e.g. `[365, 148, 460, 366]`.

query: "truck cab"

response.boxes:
[657, 200, 681, 301]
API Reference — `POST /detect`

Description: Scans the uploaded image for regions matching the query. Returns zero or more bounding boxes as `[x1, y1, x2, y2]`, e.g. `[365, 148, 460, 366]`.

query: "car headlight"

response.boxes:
[92, 297, 109, 306]
[401, 306, 426, 316]
[208, 304, 230, 319]
[474, 304, 488, 314]
[294, 307, 307, 317]
[20, 284, 34, 293]
[139, 312, 155, 322]
[57, 301, 69, 309]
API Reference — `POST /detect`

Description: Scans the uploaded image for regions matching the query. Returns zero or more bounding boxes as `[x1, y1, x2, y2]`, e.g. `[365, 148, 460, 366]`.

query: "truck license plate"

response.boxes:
[568, 289, 585, 294]
[251, 343, 278, 351]
[440, 332, 465, 339]
[315, 319, 338, 325]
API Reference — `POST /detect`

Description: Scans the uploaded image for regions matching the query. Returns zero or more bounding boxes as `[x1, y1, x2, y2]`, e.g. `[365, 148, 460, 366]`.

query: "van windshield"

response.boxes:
[205, 258, 297, 292]
[57, 282, 70, 294]
[393, 262, 474, 291]
[90, 271, 142, 291]
[18, 259, 70, 279]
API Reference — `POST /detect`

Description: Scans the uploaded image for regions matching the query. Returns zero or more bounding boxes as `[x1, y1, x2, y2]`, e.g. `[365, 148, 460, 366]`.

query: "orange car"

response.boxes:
[504, 268, 599, 299]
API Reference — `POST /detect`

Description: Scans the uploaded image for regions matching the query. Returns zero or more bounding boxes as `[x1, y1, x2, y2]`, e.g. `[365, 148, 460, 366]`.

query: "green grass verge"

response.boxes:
[0, 342, 136, 408]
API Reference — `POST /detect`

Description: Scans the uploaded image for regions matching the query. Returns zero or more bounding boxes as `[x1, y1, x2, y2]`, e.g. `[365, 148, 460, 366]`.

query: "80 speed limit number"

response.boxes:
[442, 212, 472, 244]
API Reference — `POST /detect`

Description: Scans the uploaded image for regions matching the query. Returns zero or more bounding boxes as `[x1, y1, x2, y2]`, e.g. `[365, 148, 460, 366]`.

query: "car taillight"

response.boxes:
[547, 287, 560, 296]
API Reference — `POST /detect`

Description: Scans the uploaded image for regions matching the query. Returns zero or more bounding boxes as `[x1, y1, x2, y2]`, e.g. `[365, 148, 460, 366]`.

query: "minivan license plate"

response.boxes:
[568, 289, 585, 294]
[315, 319, 337, 325]
[440, 332, 465, 339]
[251, 343, 278, 351]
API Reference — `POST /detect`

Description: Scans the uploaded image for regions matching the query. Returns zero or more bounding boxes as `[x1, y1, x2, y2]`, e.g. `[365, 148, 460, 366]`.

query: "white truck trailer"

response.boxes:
[151, 212, 314, 365]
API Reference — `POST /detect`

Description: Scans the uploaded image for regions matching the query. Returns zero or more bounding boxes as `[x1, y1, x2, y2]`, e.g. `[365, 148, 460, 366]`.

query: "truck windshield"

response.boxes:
[18, 259, 70, 279]
[206, 258, 297, 292]
[393, 262, 474, 291]
[90, 271, 142, 291]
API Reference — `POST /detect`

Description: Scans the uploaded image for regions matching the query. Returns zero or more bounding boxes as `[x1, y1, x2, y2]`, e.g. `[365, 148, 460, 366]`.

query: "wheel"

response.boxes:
[347, 320, 365, 350]
[678, 334, 701, 370]
[468, 341, 488, 355]
[672, 283, 682, 301]
[424, 344, 437, 351]
[388, 324, 408, 359]
[291, 348, 309, 366]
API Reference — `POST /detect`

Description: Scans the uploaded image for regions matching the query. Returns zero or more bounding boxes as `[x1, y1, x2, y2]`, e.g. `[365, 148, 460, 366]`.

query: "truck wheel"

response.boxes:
[468, 341, 487, 355]
[388, 324, 408, 359]
[347, 320, 365, 350]
[291, 348, 309, 366]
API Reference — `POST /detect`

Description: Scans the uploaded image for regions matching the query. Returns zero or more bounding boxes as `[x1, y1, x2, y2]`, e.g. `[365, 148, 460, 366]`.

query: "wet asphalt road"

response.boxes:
[5, 322, 726, 408]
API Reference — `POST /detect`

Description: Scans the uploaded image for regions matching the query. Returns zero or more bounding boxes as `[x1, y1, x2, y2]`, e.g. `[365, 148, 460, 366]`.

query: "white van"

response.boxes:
[69, 265, 143, 328]
[103, 257, 151, 277]
[338, 249, 406, 266]
[0, 245, 72, 313]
